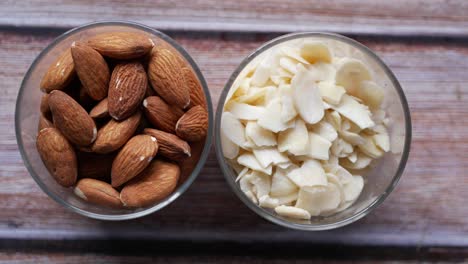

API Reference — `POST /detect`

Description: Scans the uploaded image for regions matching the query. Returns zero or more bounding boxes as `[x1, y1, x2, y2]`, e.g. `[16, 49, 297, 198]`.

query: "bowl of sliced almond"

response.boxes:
[216, 32, 411, 230]
[16, 21, 213, 220]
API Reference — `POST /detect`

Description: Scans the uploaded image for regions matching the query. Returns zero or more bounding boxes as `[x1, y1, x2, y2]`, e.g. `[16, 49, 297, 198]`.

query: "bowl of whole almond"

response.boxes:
[16, 21, 212, 220]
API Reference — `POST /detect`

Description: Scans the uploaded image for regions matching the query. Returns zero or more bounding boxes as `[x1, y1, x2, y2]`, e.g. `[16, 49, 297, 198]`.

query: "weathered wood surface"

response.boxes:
[1, 0, 468, 37]
[1, 29, 468, 250]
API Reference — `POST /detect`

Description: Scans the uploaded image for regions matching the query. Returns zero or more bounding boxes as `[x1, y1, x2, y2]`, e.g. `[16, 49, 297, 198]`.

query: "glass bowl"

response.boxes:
[15, 21, 213, 220]
[215, 32, 411, 230]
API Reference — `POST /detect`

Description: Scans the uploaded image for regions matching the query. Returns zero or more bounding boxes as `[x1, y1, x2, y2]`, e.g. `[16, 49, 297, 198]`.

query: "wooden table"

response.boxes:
[1, 1, 468, 263]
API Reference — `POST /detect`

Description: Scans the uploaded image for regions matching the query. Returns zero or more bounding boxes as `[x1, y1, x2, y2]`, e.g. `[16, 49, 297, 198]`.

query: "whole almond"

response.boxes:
[75, 178, 122, 208]
[143, 96, 184, 133]
[40, 94, 50, 116]
[108, 62, 147, 120]
[87, 32, 154, 60]
[77, 151, 115, 180]
[38, 114, 53, 132]
[92, 111, 142, 154]
[89, 98, 109, 119]
[111, 134, 159, 187]
[40, 48, 75, 92]
[176, 105, 208, 142]
[183, 67, 206, 108]
[71, 42, 110, 100]
[36, 128, 77, 187]
[148, 47, 190, 109]
[144, 128, 191, 161]
[120, 160, 180, 208]
[48, 90, 97, 146]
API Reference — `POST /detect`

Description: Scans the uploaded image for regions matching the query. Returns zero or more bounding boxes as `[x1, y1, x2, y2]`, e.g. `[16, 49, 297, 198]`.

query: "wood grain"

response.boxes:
[1, 30, 468, 248]
[0, 0, 468, 37]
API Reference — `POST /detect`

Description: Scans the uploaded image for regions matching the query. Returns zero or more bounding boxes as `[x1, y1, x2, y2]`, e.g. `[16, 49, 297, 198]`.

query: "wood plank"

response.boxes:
[1, 0, 468, 37]
[1, 29, 468, 248]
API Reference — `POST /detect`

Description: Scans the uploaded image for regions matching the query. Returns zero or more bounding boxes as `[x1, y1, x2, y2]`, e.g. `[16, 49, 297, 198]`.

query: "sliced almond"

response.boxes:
[246, 171, 271, 199]
[374, 133, 390, 152]
[332, 95, 375, 129]
[287, 159, 327, 188]
[306, 132, 332, 160]
[221, 131, 239, 160]
[340, 151, 373, 170]
[229, 101, 265, 121]
[299, 41, 332, 64]
[257, 98, 294, 133]
[295, 183, 341, 216]
[259, 195, 279, 209]
[335, 58, 372, 96]
[358, 135, 384, 158]
[358, 81, 384, 110]
[278, 119, 308, 155]
[271, 168, 298, 196]
[244, 121, 276, 147]
[273, 192, 298, 206]
[221, 112, 246, 147]
[342, 175, 364, 202]
[312, 121, 338, 142]
[252, 147, 289, 168]
[317, 81, 345, 105]
[292, 67, 324, 124]
[237, 153, 272, 175]
[275, 205, 311, 220]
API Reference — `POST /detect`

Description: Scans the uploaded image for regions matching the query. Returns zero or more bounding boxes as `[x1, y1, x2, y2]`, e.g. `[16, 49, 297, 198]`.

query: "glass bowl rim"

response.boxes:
[15, 20, 214, 221]
[214, 32, 412, 231]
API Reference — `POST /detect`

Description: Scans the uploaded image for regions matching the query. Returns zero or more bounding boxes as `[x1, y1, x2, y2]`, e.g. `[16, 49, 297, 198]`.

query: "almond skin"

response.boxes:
[89, 98, 109, 119]
[144, 128, 191, 161]
[108, 62, 147, 120]
[143, 96, 184, 133]
[176, 105, 209, 142]
[71, 42, 110, 100]
[120, 160, 180, 208]
[48, 90, 97, 146]
[111, 134, 159, 187]
[77, 151, 115, 181]
[183, 67, 206, 108]
[38, 114, 53, 132]
[92, 111, 142, 154]
[40, 48, 75, 92]
[36, 128, 77, 187]
[87, 32, 154, 60]
[75, 178, 122, 208]
[148, 47, 190, 109]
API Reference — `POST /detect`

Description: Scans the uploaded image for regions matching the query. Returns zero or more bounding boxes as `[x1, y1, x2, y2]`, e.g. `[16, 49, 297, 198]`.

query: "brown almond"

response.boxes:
[38, 114, 53, 132]
[40, 48, 75, 92]
[148, 47, 190, 109]
[36, 128, 77, 187]
[89, 98, 109, 119]
[87, 32, 154, 60]
[77, 152, 115, 180]
[75, 178, 122, 208]
[183, 67, 206, 108]
[92, 111, 142, 154]
[111, 134, 159, 187]
[144, 128, 191, 161]
[120, 160, 180, 208]
[40, 94, 51, 116]
[143, 96, 184, 133]
[71, 42, 110, 100]
[108, 62, 147, 120]
[176, 105, 208, 142]
[48, 90, 97, 146]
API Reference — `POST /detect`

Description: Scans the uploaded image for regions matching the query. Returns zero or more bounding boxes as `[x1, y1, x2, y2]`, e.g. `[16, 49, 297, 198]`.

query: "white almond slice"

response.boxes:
[343, 175, 364, 202]
[287, 159, 327, 188]
[279, 57, 299, 74]
[221, 112, 246, 147]
[339, 130, 365, 146]
[374, 133, 390, 152]
[277, 162, 292, 169]
[292, 67, 324, 124]
[306, 132, 332, 160]
[280, 45, 310, 64]
[227, 58, 261, 102]
[239, 175, 257, 204]
[275, 205, 311, 220]
[229, 102, 265, 121]
[235, 167, 250, 182]
[295, 183, 341, 216]
[271, 168, 298, 196]
[372, 109, 386, 124]
[299, 41, 332, 64]
[259, 195, 279, 209]
[237, 153, 273, 175]
[332, 95, 375, 129]
[277, 67, 293, 78]
[307, 62, 336, 82]
[242, 136, 257, 150]
[245, 121, 277, 147]
[358, 135, 384, 158]
[257, 98, 294, 133]
[235, 77, 251, 97]
[326, 110, 342, 131]
[221, 131, 239, 159]
[264, 85, 279, 104]
[372, 124, 387, 134]
[274, 192, 299, 205]
[253, 147, 289, 168]
[278, 119, 309, 155]
[251, 50, 278, 87]
[358, 81, 384, 109]
[312, 121, 338, 142]
[340, 152, 373, 170]
[235, 87, 269, 104]
[317, 81, 346, 105]
[331, 138, 354, 158]
[347, 152, 358, 163]
[247, 171, 272, 199]
[335, 58, 372, 96]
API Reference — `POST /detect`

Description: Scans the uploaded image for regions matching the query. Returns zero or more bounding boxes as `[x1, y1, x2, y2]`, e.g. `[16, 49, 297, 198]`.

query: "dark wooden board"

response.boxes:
[1, 29, 468, 251]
